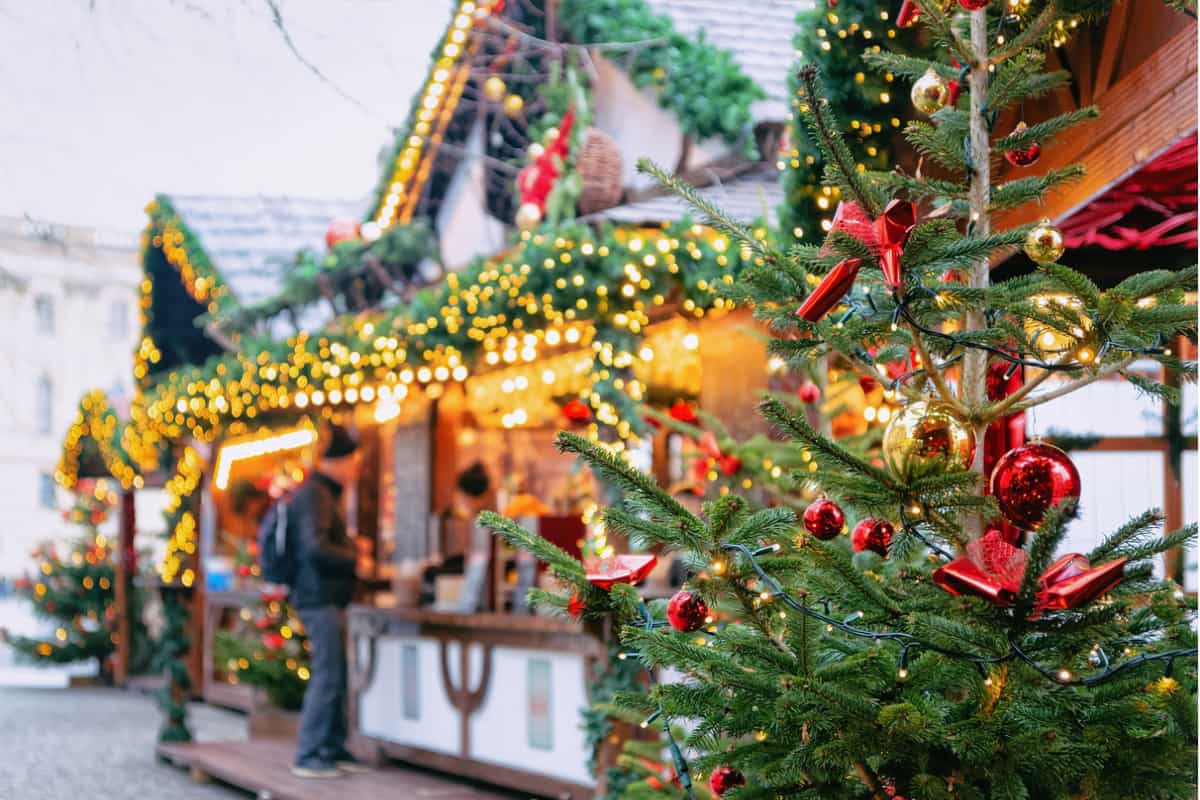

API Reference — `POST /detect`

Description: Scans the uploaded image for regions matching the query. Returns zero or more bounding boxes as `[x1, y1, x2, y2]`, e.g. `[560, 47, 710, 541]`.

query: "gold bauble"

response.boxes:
[503, 93, 525, 117]
[515, 202, 542, 231]
[1024, 218, 1065, 264]
[483, 76, 507, 103]
[882, 400, 975, 482]
[910, 68, 950, 115]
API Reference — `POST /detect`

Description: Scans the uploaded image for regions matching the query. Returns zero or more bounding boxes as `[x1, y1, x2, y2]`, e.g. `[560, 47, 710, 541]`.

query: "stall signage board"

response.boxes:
[391, 418, 432, 563]
[401, 643, 420, 720]
[527, 658, 553, 750]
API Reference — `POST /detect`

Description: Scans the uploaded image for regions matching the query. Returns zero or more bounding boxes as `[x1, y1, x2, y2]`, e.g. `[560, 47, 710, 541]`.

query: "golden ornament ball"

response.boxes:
[910, 68, 950, 115]
[1024, 218, 1065, 264]
[503, 93, 525, 117]
[483, 76, 507, 103]
[882, 400, 975, 482]
[515, 202, 542, 232]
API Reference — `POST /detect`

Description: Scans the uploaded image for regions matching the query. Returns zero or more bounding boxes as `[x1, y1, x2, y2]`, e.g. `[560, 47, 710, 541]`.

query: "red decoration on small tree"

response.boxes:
[325, 220, 360, 250]
[561, 398, 591, 423]
[585, 554, 657, 590]
[798, 382, 821, 404]
[669, 400, 698, 424]
[1003, 122, 1041, 167]
[517, 106, 576, 214]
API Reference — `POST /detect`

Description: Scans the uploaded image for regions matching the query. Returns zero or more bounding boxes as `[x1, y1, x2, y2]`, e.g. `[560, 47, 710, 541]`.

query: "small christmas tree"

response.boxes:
[214, 588, 311, 710]
[486, 2, 1198, 797]
[4, 482, 146, 675]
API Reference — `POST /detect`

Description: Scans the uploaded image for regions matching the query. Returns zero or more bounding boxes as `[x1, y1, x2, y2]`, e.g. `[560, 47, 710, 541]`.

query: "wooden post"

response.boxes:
[114, 489, 136, 686]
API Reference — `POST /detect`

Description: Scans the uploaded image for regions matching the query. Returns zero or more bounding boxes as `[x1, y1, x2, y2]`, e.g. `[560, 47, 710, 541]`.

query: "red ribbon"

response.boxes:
[875, 199, 917, 291]
[932, 530, 1126, 616]
[518, 106, 576, 212]
[797, 258, 862, 322]
[896, 0, 920, 27]
[585, 554, 657, 591]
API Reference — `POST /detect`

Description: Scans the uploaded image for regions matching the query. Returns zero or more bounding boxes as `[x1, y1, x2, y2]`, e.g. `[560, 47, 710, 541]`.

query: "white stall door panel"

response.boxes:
[468, 646, 593, 786]
[358, 636, 460, 755]
[1067, 452, 1164, 575]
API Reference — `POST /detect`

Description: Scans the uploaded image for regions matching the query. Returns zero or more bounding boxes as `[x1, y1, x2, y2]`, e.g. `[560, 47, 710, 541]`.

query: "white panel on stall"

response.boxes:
[1183, 449, 1197, 592]
[468, 646, 593, 786]
[358, 636, 459, 755]
[1067, 451, 1164, 575]
[1182, 381, 1197, 436]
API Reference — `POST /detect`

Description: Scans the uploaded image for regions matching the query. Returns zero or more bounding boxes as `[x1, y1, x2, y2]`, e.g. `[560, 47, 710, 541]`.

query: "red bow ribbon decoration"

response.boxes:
[797, 199, 917, 322]
[693, 431, 742, 478]
[875, 198, 917, 292]
[585, 554, 657, 591]
[932, 530, 1126, 617]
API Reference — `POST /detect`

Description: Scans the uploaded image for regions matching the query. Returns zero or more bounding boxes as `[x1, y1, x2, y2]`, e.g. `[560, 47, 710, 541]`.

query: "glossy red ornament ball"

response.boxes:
[1003, 122, 1041, 167]
[669, 400, 698, 424]
[851, 518, 894, 556]
[708, 765, 745, 797]
[667, 590, 709, 632]
[990, 442, 1080, 530]
[957, 0, 989, 9]
[803, 499, 845, 541]
[798, 382, 821, 404]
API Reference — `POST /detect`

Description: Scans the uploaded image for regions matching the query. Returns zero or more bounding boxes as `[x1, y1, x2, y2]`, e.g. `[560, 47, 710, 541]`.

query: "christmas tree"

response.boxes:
[485, 2, 1199, 797]
[214, 588, 311, 711]
[4, 482, 147, 675]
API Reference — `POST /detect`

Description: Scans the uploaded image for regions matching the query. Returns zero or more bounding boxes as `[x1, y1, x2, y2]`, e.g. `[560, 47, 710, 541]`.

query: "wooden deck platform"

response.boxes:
[157, 739, 520, 800]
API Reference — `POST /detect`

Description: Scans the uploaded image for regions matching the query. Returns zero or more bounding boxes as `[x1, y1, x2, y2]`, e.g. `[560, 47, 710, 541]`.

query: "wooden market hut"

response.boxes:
[131, 0, 809, 794]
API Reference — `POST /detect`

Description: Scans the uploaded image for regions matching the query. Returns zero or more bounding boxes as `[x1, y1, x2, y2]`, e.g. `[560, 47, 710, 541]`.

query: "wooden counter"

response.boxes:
[346, 605, 605, 799]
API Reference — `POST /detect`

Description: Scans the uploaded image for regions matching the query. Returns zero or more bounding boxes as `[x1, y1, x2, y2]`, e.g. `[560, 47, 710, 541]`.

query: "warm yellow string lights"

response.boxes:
[160, 445, 204, 587]
[213, 425, 317, 491]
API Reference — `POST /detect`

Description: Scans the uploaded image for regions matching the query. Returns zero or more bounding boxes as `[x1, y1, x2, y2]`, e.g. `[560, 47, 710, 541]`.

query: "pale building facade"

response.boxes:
[0, 216, 140, 577]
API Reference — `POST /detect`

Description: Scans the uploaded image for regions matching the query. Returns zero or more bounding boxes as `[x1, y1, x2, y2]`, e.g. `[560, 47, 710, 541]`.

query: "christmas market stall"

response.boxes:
[132, 0, 809, 794]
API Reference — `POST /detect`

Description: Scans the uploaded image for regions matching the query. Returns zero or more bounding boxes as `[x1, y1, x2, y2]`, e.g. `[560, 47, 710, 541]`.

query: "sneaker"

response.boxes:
[330, 753, 371, 774]
[290, 762, 342, 779]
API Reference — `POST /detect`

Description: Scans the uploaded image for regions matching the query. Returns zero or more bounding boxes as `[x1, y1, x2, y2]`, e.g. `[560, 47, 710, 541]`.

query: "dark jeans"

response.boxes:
[294, 606, 348, 767]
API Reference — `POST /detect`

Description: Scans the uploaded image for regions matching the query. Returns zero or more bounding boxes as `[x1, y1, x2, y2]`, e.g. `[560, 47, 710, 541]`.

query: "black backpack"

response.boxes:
[257, 498, 298, 585]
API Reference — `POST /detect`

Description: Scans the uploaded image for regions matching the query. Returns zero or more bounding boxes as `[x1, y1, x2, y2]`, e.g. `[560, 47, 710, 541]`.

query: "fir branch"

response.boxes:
[796, 66, 882, 217]
[555, 431, 707, 538]
[990, 3, 1059, 64]
[636, 159, 774, 265]
[480, 511, 586, 580]
[989, 166, 1086, 211]
[1017, 500, 1077, 606]
[995, 107, 1099, 152]
[759, 397, 896, 489]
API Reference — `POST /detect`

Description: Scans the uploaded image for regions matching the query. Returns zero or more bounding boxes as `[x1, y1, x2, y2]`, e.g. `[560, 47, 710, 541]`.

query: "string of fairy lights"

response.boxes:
[159, 445, 204, 587]
[55, 390, 144, 491]
[141, 223, 758, 449]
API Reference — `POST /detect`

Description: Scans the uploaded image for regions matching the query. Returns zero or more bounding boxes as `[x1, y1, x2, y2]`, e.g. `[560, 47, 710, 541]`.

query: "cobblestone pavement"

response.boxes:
[0, 687, 249, 800]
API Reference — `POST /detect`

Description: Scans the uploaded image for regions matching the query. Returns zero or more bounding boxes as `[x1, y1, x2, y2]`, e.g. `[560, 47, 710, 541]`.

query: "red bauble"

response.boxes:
[263, 632, 285, 650]
[1003, 122, 1041, 167]
[666, 590, 709, 632]
[708, 765, 745, 797]
[957, 0, 989, 8]
[669, 400, 698, 424]
[325, 220, 360, 250]
[851, 519, 894, 556]
[803, 499, 845, 541]
[561, 398, 591, 423]
[859, 374, 878, 394]
[236, 564, 252, 578]
[990, 442, 1080, 530]
[718, 454, 742, 477]
[798, 382, 821, 404]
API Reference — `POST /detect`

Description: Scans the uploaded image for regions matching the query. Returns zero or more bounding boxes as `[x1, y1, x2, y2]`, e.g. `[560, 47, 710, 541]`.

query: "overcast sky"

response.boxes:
[0, 1, 448, 233]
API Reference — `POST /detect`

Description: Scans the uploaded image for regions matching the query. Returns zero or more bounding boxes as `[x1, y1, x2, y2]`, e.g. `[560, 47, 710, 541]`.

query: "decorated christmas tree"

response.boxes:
[214, 588, 311, 710]
[4, 482, 147, 675]
[485, 2, 1198, 797]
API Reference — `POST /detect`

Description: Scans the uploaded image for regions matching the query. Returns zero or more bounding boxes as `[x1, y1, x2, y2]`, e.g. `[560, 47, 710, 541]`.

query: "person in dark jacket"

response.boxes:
[290, 424, 366, 779]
